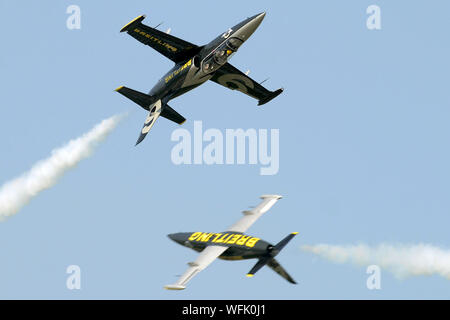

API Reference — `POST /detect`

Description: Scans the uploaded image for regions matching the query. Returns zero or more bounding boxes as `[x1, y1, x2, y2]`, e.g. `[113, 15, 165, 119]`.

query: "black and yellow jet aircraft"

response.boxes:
[165, 195, 297, 290]
[115, 12, 283, 145]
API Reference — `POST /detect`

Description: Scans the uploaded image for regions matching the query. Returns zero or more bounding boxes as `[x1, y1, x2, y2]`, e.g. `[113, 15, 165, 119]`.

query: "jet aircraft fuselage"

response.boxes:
[164, 195, 297, 290]
[168, 231, 274, 261]
[148, 12, 266, 104]
[117, 12, 283, 145]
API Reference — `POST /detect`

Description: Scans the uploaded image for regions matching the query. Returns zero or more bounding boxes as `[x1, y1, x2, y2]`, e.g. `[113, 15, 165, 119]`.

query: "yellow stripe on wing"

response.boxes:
[120, 15, 145, 33]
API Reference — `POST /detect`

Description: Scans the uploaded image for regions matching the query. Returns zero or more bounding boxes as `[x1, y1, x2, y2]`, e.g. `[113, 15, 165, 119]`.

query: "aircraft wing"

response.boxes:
[164, 245, 228, 290]
[210, 63, 283, 106]
[120, 15, 202, 63]
[227, 195, 282, 233]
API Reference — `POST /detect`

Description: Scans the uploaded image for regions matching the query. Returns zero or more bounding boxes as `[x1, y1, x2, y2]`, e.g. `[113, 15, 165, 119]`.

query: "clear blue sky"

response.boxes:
[1, 0, 449, 299]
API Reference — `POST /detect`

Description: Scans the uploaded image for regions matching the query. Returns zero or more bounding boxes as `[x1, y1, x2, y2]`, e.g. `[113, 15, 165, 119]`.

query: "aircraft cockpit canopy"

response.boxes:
[202, 38, 243, 73]
[226, 37, 243, 51]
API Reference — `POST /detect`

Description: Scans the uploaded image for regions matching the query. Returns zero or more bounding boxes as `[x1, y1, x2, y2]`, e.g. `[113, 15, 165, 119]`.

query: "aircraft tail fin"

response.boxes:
[135, 99, 163, 146]
[246, 232, 298, 284]
[115, 85, 157, 111]
[115, 85, 187, 145]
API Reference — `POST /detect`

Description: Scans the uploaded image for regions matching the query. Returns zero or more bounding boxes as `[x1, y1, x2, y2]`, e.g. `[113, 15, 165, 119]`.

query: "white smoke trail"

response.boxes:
[0, 114, 125, 220]
[302, 243, 450, 280]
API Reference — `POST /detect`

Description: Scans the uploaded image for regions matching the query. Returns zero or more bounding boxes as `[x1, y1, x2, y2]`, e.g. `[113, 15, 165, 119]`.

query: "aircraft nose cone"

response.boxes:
[167, 233, 178, 242]
[254, 12, 266, 23]
[234, 12, 266, 42]
[168, 233, 186, 245]
[250, 12, 265, 29]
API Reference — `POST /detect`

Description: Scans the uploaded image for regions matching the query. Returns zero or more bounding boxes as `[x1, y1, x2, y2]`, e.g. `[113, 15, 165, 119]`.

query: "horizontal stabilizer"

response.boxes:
[247, 256, 271, 277]
[274, 232, 298, 252]
[267, 258, 297, 284]
[115, 86, 156, 111]
[161, 105, 186, 125]
[246, 232, 297, 284]
[247, 257, 297, 284]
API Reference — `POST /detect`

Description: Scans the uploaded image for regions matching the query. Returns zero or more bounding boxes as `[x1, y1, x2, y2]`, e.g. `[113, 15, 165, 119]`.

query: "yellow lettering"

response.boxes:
[236, 235, 251, 246]
[215, 233, 229, 243]
[227, 234, 241, 244]
[246, 237, 260, 248]
[223, 234, 234, 243]
[212, 233, 223, 242]
[198, 233, 211, 242]
[188, 232, 202, 241]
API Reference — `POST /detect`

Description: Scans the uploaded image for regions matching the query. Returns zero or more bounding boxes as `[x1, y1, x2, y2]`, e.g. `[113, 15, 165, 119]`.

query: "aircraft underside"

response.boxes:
[116, 13, 283, 146]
